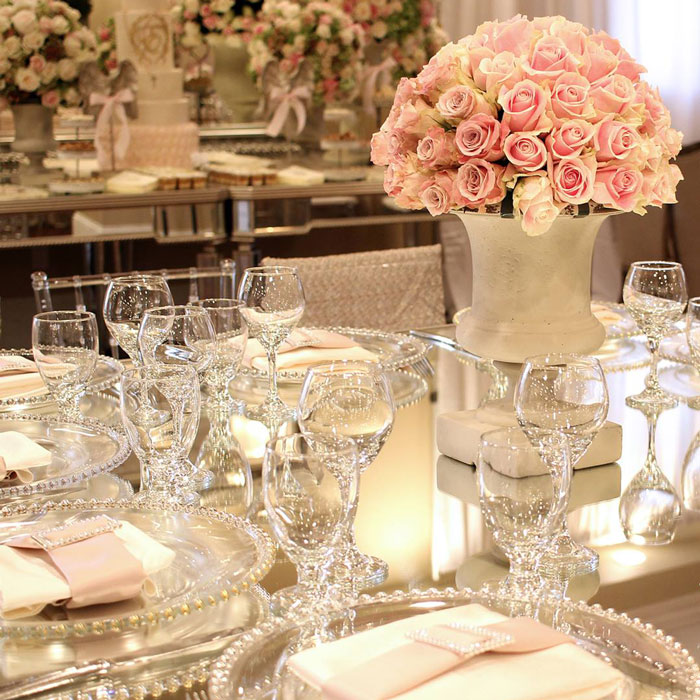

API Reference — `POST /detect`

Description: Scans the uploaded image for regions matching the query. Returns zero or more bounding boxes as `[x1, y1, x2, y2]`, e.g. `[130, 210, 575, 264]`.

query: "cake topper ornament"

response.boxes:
[261, 60, 314, 138]
[79, 61, 138, 171]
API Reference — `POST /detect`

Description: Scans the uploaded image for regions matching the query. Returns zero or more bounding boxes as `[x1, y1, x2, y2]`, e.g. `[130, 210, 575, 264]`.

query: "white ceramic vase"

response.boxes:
[454, 211, 610, 363]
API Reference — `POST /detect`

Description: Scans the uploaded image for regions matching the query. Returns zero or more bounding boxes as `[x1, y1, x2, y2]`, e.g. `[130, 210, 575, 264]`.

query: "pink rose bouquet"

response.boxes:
[0, 0, 98, 108]
[371, 14, 683, 235]
[248, 0, 365, 105]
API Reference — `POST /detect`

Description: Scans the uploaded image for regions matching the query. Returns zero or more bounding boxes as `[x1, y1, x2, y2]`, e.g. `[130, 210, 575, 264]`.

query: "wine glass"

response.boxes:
[623, 261, 687, 409]
[191, 298, 247, 407]
[685, 297, 700, 408]
[515, 353, 609, 576]
[478, 427, 571, 599]
[238, 266, 305, 424]
[263, 432, 358, 615]
[103, 274, 173, 363]
[32, 310, 99, 421]
[298, 360, 395, 590]
[120, 363, 201, 506]
[681, 425, 700, 512]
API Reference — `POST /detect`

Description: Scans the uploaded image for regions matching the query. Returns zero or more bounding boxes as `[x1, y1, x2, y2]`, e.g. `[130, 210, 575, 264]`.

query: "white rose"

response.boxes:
[11, 8, 37, 35]
[64, 86, 80, 105]
[22, 31, 45, 52]
[4, 36, 21, 59]
[57, 57, 77, 81]
[355, 1, 371, 21]
[371, 20, 388, 39]
[184, 0, 199, 13]
[184, 21, 199, 35]
[65, 7, 81, 23]
[293, 34, 305, 51]
[63, 34, 82, 57]
[0, 15, 9, 32]
[41, 61, 58, 83]
[339, 28, 353, 45]
[317, 23, 331, 39]
[0, 58, 9, 75]
[288, 18, 301, 33]
[51, 15, 70, 35]
[211, 0, 232, 12]
[15, 67, 40, 92]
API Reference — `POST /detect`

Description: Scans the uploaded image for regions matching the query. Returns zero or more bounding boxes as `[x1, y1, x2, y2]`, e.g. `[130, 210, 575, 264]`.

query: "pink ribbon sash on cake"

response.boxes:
[90, 88, 134, 170]
[265, 84, 312, 137]
[361, 56, 396, 114]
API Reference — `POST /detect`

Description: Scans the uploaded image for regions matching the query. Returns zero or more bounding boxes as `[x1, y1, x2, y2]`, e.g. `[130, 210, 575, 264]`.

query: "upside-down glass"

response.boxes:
[191, 298, 247, 407]
[478, 427, 571, 598]
[515, 353, 609, 576]
[623, 261, 687, 409]
[263, 433, 358, 615]
[298, 360, 395, 589]
[685, 297, 700, 408]
[120, 363, 201, 505]
[238, 266, 305, 423]
[32, 310, 99, 421]
[103, 274, 173, 363]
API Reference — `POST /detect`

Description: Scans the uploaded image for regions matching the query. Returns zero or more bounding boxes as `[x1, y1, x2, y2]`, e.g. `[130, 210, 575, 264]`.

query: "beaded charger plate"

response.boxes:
[0, 350, 122, 412]
[209, 588, 700, 700]
[0, 414, 130, 500]
[0, 499, 275, 641]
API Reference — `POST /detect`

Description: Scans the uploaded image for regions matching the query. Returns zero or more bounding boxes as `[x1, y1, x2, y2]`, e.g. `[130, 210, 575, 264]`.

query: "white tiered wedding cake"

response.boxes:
[111, 0, 198, 168]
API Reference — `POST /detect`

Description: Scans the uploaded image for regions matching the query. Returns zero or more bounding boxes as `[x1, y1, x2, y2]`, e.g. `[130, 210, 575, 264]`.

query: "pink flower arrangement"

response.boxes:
[371, 15, 683, 235]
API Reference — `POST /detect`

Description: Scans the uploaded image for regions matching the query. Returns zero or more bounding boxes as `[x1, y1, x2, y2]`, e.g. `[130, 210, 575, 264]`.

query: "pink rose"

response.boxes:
[387, 128, 418, 163]
[503, 132, 547, 172]
[384, 163, 401, 197]
[590, 31, 645, 83]
[203, 15, 218, 29]
[637, 83, 671, 136]
[39, 16, 53, 34]
[591, 75, 635, 116]
[655, 126, 683, 159]
[582, 42, 618, 85]
[394, 171, 428, 210]
[455, 113, 507, 161]
[40, 89, 59, 108]
[546, 119, 595, 159]
[593, 165, 644, 210]
[523, 35, 579, 82]
[594, 118, 640, 162]
[550, 156, 596, 204]
[200, 4, 212, 16]
[29, 54, 46, 73]
[394, 98, 437, 137]
[548, 18, 588, 56]
[473, 50, 522, 94]
[549, 72, 594, 121]
[436, 85, 481, 121]
[498, 79, 551, 133]
[395, 77, 417, 106]
[512, 174, 562, 236]
[417, 126, 458, 168]
[370, 130, 390, 166]
[492, 15, 533, 55]
[642, 163, 683, 207]
[420, 170, 458, 215]
[455, 159, 505, 208]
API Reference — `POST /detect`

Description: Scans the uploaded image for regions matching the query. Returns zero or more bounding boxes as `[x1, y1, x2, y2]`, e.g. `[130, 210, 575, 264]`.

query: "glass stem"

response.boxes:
[60, 392, 82, 422]
[507, 550, 539, 590]
[646, 337, 661, 392]
[645, 410, 659, 471]
[267, 348, 278, 403]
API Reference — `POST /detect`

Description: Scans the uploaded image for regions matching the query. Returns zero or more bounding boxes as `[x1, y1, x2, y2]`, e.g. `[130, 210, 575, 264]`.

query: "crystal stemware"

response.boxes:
[103, 274, 173, 363]
[684, 297, 700, 409]
[298, 360, 395, 590]
[263, 432, 358, 616]
[623, 261, 687, 410]
[120, 363, 201, 506]
[478, 427, 571, 599]
[681, 426, 700, 512]
[619, 403, 682, 544]
[238, 266, 305, 424]
[515, 353, 609, 576]
[191, 298, 247, 408]
[31, 310, 99, 421]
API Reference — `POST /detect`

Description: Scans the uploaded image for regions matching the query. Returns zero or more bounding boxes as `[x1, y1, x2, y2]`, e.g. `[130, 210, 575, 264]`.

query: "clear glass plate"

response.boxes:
[0, 414, 130, 500]
[659, 332, 691, 364]
[594, 337, 650, 373]
[0, 349, 121, 412]
[237, 327, 429, 383]
[209, 588, 700, 700]
[0, 499, 276, 640]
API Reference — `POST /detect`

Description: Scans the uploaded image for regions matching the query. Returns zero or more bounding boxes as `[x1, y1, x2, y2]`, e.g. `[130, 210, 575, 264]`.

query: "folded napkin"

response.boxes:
[0, 515, 175, 619]
[243, 329, 378, 372]
[0, 356, 46, 401]
[288, 604, 626, 700]
[0, 431, 52, 483]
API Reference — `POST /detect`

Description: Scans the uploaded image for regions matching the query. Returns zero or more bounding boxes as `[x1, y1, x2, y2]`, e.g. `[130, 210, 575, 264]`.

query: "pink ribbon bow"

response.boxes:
[90, 88, 134, 170]
[265, 84, 312, 138]
[362, 56, 396, 114]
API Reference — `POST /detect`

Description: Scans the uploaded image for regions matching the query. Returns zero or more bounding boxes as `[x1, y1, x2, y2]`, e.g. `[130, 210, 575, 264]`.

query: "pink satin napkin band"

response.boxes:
[320, 617, 572, 700]
[7, 515, 147, 608]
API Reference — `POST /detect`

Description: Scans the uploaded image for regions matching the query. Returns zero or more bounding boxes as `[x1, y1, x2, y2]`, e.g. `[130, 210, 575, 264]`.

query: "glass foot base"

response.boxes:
[626, 388, 678, 411]
[193, 468, 215, 490]
[541, 534, 599, 577]
[332, 548, 388, 591]
[245, 396, 295, 427]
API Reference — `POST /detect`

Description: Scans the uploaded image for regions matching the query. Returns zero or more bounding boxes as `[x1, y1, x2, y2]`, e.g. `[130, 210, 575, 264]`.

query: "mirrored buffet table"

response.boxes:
[1, 326, 699, 699]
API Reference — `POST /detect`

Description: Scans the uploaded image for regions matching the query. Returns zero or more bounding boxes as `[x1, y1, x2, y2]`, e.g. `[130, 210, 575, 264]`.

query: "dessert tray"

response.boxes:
[209, 588, 700, 700]
[0, 350, 121, 412]
[0, 414, 129, 501]
[0, 499, 275, 641]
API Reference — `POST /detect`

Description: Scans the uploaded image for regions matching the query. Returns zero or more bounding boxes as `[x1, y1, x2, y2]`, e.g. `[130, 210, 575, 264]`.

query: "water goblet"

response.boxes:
[623, 261, 687, 410]
[298, 360, 395, 590]
[684, 297, 700, 408]
[191, 298, 247, 407]
[32, 310, 99, 421]
[120, 363, 201, 506]
[238, 266, 305, 424]
[515, 353, 609, 576]
[478, 427, 571, 599]
[103, 274, 173, 363]
[263, 432, 359, 616]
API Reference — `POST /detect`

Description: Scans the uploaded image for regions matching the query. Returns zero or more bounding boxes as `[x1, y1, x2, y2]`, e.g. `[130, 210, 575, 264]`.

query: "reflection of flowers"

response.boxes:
[371, 14, 683, 236]
[248, 0, 365, 105]
[171, 0, 263, 49]
[0, 0, 98, 107]
[96, 18, 117, 75]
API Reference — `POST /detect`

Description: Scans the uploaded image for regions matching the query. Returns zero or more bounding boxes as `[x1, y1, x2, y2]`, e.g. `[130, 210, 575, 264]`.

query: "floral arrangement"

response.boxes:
[171, 0, 262, 49]
[248, 0, 365, 105]
[0, 0, 99, 108]
[96, 18, 117, 76]
[370, 15, 683, 235]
